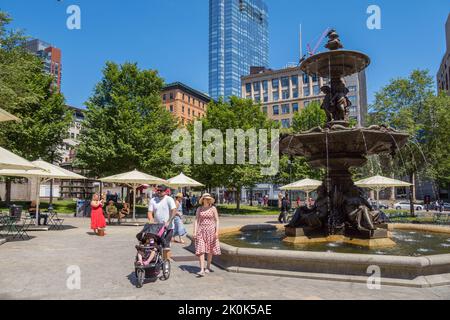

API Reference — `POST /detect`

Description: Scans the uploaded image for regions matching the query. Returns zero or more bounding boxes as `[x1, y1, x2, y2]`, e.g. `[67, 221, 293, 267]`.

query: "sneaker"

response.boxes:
[206, 268, 214, 273]
[196, 271, 205, 277]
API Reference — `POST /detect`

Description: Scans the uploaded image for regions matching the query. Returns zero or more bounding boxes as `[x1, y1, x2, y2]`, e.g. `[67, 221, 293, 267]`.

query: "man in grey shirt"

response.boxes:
[148, 185, 177, 247]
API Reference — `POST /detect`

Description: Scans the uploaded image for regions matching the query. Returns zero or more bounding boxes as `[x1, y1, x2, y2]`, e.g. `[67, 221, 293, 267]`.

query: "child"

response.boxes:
[136, 236, 158, 266]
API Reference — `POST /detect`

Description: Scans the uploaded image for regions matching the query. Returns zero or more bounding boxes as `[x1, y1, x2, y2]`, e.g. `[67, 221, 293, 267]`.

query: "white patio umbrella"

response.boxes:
[0, 108, 20, 122]
[100, 169, 167, 221]
[0, 160, 87, 225]
[167, 172, 204, 189]
[355, 175, 412, 209]
[0, 147, 38, 170]
[280, 178, 322, 203]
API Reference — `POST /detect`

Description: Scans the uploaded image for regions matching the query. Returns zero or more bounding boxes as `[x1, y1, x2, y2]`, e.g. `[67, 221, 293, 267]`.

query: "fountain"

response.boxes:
[193, 30, 450, 287]
[279, 29, 409, 247]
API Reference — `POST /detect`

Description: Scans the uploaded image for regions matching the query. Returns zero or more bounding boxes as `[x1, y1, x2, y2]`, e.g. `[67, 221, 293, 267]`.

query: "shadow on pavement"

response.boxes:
[126, 272, 158, 287]
[2, 235, 37, 243]
[179, 264, 202, 275]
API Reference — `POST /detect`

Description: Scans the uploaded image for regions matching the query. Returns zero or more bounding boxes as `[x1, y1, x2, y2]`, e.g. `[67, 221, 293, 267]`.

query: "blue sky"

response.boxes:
[1, 0, 448, 108]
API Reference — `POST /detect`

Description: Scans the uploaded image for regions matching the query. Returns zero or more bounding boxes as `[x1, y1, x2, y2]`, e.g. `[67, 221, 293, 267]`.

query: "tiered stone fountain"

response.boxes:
[279, 30, 409, 247]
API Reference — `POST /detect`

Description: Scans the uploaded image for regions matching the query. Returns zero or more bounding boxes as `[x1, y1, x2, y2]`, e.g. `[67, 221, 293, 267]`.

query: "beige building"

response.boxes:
[241, 66, 367, 128]
[437, 13, 450, 95]
[59, 106, 85, 165]
[162, 82, 212, 126]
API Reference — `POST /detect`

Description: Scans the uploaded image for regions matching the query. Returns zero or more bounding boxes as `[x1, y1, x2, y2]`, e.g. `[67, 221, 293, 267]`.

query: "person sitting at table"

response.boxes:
[120, 203, 131, 220]
[106, 200, 119, 225]
[28, 200, 48, 225]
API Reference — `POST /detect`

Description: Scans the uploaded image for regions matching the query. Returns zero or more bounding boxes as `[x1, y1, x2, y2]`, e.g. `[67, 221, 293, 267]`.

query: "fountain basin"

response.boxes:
[300, 50, 370, 78]
[279, 126, 409, 169]
[195, 224, 450, 288]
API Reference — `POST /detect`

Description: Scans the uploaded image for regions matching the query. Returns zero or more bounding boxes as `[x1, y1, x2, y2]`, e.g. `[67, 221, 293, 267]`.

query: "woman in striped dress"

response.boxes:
[193, 193, 221, 277]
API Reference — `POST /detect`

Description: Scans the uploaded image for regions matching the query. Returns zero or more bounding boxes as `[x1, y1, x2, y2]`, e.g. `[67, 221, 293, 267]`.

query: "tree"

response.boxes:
[75, 62, 178, 179]
[422, 92, 450, 188]
[188, 97, 278, 211]
[0, 11, 72, 203]
[292, 101, 326, 132]
[368, 70, 435, 214]
[276, 101, 325, 190]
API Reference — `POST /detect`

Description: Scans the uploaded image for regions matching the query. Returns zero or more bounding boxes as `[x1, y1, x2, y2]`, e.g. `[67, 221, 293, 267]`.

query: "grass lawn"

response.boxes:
[217, 204, 279, 215]
[0, 200, 76, 214]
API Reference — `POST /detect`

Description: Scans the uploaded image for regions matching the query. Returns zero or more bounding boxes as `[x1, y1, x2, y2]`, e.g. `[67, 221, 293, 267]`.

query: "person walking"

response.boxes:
[90, 193, 106, 235]
[193, 193, 221, 277]
[148, 185, 177, 247]
[173, 193, 187, 244]
[278, 196, 290, 224]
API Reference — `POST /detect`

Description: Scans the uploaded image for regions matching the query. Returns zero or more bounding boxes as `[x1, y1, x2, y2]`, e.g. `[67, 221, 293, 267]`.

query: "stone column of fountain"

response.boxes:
[280, 30, 410, 248]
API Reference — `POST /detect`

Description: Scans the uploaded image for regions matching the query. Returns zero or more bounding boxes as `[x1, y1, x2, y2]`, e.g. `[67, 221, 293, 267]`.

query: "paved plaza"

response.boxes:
[1, 216, 450, 300]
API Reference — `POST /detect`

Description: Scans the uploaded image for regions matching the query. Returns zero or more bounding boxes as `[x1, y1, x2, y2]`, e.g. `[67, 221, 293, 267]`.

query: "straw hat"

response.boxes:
[175, 192, 183, 199]
[199, 193, 215, 206]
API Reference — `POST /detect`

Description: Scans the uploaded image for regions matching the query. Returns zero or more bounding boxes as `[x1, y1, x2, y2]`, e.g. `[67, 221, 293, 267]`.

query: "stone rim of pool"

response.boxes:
[186, 223, 450, 288]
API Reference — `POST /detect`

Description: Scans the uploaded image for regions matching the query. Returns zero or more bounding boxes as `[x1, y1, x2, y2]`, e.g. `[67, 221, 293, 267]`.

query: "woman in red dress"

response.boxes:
[90, 193, 106, 234]
[193, 193, 221, 277]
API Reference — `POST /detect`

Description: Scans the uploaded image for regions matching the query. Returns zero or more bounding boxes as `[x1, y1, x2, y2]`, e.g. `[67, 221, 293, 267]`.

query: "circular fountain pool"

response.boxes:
[221, 228, 450, 257]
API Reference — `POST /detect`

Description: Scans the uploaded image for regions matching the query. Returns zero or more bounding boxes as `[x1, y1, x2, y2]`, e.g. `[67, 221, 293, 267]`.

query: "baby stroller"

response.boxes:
[134, 223, 171, 288]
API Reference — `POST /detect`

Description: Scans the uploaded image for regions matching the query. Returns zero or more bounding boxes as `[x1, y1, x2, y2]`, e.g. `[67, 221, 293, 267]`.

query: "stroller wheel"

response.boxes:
[161, 260, 171, 281]
[136, 269, 145, 288]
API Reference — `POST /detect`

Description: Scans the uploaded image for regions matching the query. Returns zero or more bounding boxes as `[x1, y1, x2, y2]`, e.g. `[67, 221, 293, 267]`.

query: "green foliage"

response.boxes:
[367, 70, 435, 181]
[188, 97, 278, 209]
[271, 155, 323, 186]
[0, 11, 72, 161]
[292, 101, 326, 132]
[75, 62, 178, 178]
[421, 93, 450, 186]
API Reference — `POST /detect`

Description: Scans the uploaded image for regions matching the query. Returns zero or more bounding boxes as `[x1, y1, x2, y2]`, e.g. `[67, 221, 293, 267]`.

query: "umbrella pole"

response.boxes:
[306, 191, 310, 208]
[35, 178, 41, 226]
[376, 189, 380, 210]
[133, 185, 137, 222]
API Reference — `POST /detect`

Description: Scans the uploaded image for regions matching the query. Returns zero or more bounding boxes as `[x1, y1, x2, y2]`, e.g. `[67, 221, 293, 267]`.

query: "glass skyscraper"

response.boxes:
[209, 0, 269, 100]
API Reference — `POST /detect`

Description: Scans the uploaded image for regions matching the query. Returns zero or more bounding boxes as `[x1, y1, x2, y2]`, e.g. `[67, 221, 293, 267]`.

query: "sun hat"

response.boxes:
[199, 193, 215, 206]
[176, 192, 183, 199]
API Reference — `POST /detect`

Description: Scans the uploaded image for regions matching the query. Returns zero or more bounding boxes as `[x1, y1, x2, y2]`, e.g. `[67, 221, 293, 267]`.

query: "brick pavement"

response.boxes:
[0, 216, 449, 300]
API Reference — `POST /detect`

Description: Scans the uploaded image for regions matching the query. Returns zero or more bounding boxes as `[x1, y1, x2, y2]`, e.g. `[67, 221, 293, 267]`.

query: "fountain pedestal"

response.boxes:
[283, 225, 396, 248]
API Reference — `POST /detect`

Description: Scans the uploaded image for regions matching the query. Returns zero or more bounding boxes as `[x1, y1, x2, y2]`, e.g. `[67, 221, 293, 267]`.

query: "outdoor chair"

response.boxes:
[47, 211, 65, 230]
[4, 210, 31, 241]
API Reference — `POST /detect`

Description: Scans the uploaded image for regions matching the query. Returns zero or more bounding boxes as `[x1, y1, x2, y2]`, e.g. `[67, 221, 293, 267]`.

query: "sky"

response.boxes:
[1, 0, 449, 109]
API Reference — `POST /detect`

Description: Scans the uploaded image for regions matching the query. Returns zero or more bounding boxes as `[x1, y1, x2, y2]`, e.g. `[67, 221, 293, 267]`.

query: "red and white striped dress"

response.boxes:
[195, 206, 221, 256]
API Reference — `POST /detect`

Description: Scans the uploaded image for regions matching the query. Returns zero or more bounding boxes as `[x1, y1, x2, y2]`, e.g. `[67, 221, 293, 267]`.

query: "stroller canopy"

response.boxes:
[136, 223, 165, 242]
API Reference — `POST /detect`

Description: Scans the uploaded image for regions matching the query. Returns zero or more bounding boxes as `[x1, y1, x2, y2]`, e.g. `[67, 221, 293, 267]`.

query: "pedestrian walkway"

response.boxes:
[0, 216, 449, 300]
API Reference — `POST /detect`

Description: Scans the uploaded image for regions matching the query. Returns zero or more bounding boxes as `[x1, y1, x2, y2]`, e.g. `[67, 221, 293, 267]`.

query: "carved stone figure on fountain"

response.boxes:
[342, 186, 381, 233]
[286, 185, 329, 230]
[325, 29, 343, 51]
[320, 80, 351, 123]
[331, 79, 351, 122]
[320, 86, 333, 122]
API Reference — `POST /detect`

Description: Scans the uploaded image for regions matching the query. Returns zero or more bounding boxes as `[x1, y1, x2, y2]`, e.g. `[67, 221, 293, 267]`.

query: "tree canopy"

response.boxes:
[0, 11, 72, 162]
[75, 62, 178, 178]
[292, 101, 326, 132]
[186, 97, 279, 210]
